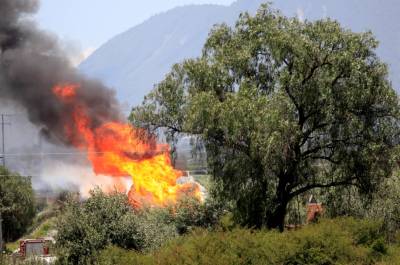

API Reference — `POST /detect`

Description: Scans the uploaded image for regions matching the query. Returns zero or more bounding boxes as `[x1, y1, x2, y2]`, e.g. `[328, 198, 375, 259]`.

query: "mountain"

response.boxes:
[79, 0, 265, 107]
[80, 0, 400, 107]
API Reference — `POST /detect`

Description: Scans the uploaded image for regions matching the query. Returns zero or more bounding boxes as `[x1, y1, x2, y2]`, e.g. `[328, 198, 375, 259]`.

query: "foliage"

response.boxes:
[96, 218, 398, 265]
[55, 189, 165, 264]
[172, 196, 225, 234]
[0, 167, 36, 243]
[130, 4, 400, 230]
[321, 175, 400, 240]
[5, 202, 60, 253]
[55, 189, 222, 264]
[96, 246, 151, 265]
[7, 217, 57, 252]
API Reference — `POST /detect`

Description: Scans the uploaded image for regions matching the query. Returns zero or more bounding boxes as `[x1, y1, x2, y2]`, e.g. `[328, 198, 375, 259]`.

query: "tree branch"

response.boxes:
[289, 178, 357, 198]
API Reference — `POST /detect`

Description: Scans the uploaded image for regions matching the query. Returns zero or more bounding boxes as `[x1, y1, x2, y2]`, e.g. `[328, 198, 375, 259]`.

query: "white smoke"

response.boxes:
[40, 160, 132, 197]
[296, 8, 305, 22]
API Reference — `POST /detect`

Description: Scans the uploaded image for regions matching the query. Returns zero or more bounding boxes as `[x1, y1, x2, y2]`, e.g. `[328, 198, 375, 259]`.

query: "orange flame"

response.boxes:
[53, 84, 200, 207]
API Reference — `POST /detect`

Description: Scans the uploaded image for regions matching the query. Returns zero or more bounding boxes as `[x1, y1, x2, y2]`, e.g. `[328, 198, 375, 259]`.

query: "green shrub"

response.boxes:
[96, 246, 152, 265]
[173, 196, 224, 234]
[133, 207, 178, 251]
[371, 238, 388, 255]
[96, 218, 397, 265]
[281, 219, 366, 265]
[337, 218, 383, 246]
[55, 189, 177, 264]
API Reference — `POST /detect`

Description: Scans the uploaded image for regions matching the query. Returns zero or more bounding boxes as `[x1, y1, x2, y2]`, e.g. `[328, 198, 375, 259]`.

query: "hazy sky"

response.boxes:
[36, 0, 236, 52]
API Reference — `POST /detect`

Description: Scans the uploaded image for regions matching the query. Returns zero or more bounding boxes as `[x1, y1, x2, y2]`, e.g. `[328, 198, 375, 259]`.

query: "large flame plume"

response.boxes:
[53, 84, 200, 207]
[0, 0, 201, 207]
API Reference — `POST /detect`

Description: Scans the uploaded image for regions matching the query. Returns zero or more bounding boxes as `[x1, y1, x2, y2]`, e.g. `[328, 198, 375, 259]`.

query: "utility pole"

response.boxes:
[0, 114, 11, 168]
[0, 209, 2, 253]
[0, 114, 10, 252]
[1, 114, 4, 168]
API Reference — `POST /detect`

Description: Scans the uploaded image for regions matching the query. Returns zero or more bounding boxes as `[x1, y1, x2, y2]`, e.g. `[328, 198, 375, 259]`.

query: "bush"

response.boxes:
[173, 196, 224, 234]
[55, 189, 179, 264]
[96, 246, 152, 265]
[55, 188, 227, 264]
[133, 207, 178, 251]
[96, 218, 397, 265]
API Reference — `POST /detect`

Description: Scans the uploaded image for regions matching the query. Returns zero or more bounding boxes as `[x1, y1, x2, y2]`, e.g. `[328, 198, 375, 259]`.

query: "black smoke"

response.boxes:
[0, 0, 122, 145]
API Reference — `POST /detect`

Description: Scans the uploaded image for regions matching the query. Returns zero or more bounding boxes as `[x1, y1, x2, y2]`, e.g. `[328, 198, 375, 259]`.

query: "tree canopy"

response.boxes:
[0, 167, 36, 242]
[130, 4, 400, 230]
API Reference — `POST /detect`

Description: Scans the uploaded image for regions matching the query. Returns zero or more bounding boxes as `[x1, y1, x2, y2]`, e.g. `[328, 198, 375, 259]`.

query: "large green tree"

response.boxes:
[0, 167, 36, 242]
[130, 5, 399, 230]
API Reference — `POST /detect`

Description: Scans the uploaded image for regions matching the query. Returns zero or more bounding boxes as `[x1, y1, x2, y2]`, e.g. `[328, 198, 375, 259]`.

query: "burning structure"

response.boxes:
[0, 0, 200, 207]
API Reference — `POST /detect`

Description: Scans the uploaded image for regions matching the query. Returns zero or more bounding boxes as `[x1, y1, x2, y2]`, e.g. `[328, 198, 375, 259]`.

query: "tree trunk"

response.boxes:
[267, 177, 290, 231]
[266, 201, 288, 232]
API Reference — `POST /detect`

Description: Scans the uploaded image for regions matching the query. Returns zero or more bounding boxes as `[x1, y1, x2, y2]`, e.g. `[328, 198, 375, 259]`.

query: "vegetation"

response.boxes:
[5, 217, 57, 254]
[0, 167, 36, 243]
[55, 189, 153, 264]
[130, 4, 400, 230]
[2, 3, 400, 265]
[95, 218, 400, 265]
[319, 175, 400, 239]
[4, 189, 68, 253]
[55, 189, 222, 264]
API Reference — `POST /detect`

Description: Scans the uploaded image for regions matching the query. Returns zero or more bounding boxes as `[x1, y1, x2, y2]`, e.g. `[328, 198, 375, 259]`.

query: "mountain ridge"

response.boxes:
[79, 0, 265, 106]
[80, 0, 400, 106]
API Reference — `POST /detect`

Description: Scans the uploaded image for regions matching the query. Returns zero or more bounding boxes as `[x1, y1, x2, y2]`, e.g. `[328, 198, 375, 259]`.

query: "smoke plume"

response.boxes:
[0, 0, 122, 145]
[0, 0, 204, 205]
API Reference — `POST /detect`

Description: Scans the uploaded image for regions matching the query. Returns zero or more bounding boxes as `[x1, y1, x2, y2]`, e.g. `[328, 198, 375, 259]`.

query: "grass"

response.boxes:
[379, 245, 400, 265]
[30, 217, 56, 239]
[5, 241, 20, 254]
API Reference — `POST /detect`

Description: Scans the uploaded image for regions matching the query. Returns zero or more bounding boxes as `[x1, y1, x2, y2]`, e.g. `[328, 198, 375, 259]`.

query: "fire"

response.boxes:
[53, 84, 77, 99]
[53, 84, 200, 207]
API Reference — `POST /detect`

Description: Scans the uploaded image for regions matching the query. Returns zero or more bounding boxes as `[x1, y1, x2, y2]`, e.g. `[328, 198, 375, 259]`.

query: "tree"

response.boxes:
[130, 4, 400, 230]
[0, 167, 36, 243]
